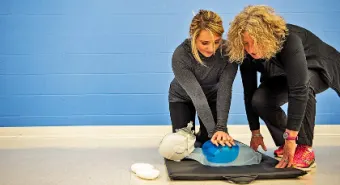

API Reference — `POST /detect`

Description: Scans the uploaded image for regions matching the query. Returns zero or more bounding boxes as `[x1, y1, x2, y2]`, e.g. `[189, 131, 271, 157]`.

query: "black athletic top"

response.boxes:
[240, 24, 340, 132]
[169, 39, 238, 137]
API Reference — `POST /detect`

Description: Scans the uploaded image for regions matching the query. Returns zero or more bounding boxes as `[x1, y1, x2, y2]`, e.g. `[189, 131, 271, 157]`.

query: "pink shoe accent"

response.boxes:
[293, 145, 317, 171]
[274, 145, 284, 158]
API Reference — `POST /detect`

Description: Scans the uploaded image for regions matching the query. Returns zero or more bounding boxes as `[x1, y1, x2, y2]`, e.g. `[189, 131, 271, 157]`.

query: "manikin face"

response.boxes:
[195, 29, 222, 57]
[242, 31, 263, 59]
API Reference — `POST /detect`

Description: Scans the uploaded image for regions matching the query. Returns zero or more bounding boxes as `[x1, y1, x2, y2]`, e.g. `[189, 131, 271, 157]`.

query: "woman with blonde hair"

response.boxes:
[227, 5, 340, 170]
[168, 10, 238, 147]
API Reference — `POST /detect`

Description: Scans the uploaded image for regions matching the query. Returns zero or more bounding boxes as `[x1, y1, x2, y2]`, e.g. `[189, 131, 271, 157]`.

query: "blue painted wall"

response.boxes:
[1, 0, 340, 126]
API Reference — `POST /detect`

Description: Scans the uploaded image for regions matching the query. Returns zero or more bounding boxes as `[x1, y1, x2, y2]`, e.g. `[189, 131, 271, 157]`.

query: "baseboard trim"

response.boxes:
[1, 125, 340, 138]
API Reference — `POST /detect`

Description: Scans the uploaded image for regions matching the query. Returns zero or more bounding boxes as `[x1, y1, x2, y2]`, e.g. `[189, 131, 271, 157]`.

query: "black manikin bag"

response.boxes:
[163, 140, 307, 184]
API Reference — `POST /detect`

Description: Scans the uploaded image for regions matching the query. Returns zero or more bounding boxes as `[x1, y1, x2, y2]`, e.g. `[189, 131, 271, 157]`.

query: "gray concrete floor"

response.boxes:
[0, 126, 339, 185]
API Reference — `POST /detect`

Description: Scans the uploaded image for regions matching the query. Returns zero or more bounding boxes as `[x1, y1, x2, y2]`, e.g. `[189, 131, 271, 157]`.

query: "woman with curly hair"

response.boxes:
[226, 5, 340, 170]
[169, 10, 238, 147]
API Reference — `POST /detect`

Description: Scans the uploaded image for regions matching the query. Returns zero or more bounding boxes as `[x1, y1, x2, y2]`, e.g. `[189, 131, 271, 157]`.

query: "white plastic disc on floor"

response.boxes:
[131, 163, 154, 174]
[136, 168, 160, 180]
[130, 163, 160, 180]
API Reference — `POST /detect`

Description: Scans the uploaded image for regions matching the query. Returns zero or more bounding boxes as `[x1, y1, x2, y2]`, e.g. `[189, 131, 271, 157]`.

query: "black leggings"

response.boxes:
[251, 70, 329, 147]
[169, 101, 217, 143]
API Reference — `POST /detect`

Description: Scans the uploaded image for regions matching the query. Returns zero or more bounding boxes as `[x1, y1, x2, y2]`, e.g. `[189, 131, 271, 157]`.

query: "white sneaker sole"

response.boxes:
[274, 154, 283, 158]
[294, 161, 317, 172]
[275, 158, 317, 172]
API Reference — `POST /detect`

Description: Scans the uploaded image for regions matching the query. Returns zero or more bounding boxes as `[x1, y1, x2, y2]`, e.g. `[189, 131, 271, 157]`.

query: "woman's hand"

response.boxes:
[250, 130, 267, 151]
[211, 131, 235, 147]
[276, 130, 298, 168]
[275, 140, 297, 168]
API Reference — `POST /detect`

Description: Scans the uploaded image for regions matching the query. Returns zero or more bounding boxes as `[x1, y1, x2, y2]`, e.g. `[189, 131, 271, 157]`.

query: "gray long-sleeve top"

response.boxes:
[168, 39, 238, 137]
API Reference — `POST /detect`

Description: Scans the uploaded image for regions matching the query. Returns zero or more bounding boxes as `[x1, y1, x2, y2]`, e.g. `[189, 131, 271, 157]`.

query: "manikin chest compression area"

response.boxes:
[158, 122, 262, 167]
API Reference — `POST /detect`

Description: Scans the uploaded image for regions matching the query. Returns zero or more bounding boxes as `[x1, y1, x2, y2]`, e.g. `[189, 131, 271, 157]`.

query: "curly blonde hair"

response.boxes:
[226, 5, 288, 63]
[189, 10, 224, 64]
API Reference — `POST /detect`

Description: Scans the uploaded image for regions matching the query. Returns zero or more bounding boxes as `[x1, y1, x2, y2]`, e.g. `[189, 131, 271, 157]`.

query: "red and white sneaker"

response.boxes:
[274, 145, 284, 158]
[293, 145, 317, 171]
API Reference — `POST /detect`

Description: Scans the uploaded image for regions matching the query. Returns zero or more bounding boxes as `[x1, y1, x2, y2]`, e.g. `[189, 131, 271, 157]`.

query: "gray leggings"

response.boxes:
[251, 70, 329, 147]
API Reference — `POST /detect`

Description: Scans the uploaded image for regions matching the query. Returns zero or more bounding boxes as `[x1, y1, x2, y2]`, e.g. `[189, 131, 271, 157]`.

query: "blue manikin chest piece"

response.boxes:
[202, 140, 240, 163]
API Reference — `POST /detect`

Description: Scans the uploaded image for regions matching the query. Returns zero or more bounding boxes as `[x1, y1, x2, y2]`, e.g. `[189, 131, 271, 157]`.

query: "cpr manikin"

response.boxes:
[159, 122, 262, 167]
